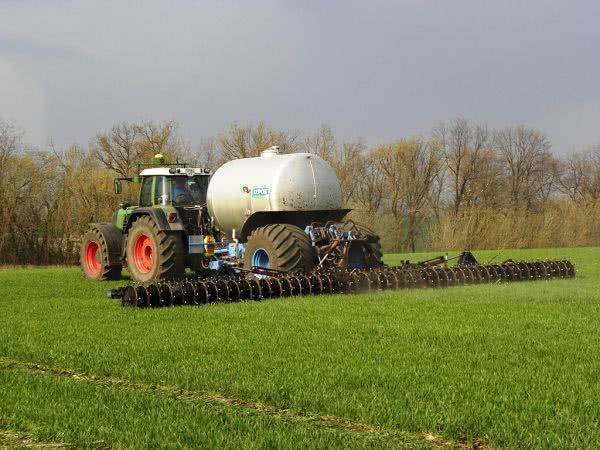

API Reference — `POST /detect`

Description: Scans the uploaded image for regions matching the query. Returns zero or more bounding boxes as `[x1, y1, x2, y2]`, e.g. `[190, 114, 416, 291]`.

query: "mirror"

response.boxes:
[114, 179, 122, 194]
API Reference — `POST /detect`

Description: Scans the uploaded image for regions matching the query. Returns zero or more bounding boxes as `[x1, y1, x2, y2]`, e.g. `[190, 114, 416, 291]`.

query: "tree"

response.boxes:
[301, 125, 369, 207]
[433, 118, 491, 214]
[217, 121, 299, 161]
[91, 120, 185, 178]
[302, 124, 337, 161]
[373, 138, 442, 252]
[178, 138, 219, 169]
[91, 120, 186, 202]
[0, 120, 23, 262]
[133, 120, 186, 162]
[0, 120, 20, 178]
[493, 126, 555, 208]
[558, 146, 600, 203]
[353, 151, 385, 215]
[329, 138, 369, 206]
[91, 122, 139, 178]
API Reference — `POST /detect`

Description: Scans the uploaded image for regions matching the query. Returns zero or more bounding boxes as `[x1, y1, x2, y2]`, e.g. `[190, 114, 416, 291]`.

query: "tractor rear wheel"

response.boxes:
[243, 224, 317, 274]
[126, 216, 185, 283]
[80, 226, 123, 280]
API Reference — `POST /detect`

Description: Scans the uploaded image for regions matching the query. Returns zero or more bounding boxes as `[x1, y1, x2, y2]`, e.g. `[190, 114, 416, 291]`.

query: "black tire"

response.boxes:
[126, 215, 185, 283]
[80, 226, 123, 280]
[243, 224, 317, 273]
[353, 223, 383, 268]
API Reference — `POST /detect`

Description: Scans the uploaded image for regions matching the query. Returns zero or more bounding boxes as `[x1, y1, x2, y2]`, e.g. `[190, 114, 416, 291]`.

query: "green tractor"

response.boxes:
[80, 154, 214, 282]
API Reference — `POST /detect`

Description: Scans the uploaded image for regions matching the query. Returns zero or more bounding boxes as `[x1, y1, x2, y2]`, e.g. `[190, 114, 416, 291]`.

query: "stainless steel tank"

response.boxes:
[207, 147, 342, 239]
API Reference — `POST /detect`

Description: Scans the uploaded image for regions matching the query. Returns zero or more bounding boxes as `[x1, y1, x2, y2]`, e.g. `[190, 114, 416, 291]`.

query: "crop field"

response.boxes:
[1, 247, 599, 449]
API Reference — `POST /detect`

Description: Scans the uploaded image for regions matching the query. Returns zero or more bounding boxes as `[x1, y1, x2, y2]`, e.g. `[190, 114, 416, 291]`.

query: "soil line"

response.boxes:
[0, 429, 66, 449]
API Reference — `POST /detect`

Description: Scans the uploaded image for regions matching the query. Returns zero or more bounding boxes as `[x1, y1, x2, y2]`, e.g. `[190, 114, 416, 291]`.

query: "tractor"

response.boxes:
[80, 147, 382, 283]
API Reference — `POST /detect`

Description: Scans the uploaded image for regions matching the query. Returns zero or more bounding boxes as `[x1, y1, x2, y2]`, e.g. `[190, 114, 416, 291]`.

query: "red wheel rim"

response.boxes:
[133, 233, 154, 274]
[85, 241, 101, 275]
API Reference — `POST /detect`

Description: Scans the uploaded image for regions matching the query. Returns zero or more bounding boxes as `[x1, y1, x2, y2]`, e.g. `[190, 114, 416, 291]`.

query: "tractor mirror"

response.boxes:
[114, 179, 122, 194]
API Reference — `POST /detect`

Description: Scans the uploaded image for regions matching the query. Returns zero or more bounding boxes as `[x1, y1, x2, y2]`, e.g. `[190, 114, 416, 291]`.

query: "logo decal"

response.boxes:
[252, 186, 270, 198]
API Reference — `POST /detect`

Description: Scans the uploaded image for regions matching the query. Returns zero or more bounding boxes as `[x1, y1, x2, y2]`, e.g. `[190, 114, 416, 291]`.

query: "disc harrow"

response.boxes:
[110, 259, 575, 308]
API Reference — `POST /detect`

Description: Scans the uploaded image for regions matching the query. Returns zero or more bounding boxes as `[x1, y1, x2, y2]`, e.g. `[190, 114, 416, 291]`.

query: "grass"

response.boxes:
[0, 247, 598, 448]
[0, 366, 428, 449]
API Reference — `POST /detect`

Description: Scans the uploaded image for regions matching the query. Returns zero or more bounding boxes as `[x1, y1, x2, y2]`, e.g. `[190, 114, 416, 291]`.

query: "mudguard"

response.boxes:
[125, 208, 183, 232]
[89, 222, 123, 266]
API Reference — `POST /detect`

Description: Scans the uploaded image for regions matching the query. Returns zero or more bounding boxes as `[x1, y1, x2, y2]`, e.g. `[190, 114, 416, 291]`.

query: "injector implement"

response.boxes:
[108, 256, 575, 307]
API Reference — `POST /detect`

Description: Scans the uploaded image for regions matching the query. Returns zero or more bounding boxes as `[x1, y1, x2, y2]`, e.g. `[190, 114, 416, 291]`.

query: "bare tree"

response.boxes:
[0, 120, 23, 260]
[373, 138, 442, 252]
[558, 146, 600, 203]
[177, 137, 220, 169]
[301, 125, 370, 207]
[354, 151, 385, 215]
[0, 120, 22, 189]
[586, 147, 600, 200]
[91, 122, 139, 178]
[493, 126, 554, 208]
[134, 120, 186, 161]
[433, 118, 491, 214]
[302, 124, 337, 161]
[217, 121, 299, 161]
[195, 138, 219, 169]
[466, 149, 506, 208]
[558, 153, 587, 202]
[91, 120, 185, 178]
[328, 138, 368, 206]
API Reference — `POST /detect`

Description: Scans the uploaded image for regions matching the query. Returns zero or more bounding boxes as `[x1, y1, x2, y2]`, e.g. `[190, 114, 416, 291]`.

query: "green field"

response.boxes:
[1, 247, 598, 449]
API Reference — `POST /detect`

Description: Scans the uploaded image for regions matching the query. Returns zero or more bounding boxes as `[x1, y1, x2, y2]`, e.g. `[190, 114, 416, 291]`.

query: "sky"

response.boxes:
[0, 0, 599, 154]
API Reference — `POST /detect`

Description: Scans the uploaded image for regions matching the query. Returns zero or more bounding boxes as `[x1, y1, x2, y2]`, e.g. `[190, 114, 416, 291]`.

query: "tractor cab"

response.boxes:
[112, 154, 212, 208]
[137, 167, 211, 207]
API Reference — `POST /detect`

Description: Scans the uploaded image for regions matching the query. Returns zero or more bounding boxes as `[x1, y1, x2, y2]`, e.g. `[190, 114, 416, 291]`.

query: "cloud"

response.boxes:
[0, 33, 90, 62]
[0, 57, 47, 145]
[0, 0, 598, 153]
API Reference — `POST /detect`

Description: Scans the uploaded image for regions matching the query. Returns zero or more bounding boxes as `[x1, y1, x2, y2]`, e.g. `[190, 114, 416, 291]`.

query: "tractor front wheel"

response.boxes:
[126, 216, 184, 283]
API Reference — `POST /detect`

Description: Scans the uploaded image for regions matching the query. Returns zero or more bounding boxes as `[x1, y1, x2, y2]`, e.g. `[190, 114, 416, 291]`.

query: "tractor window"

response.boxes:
[171, 176, 209, 206]
[139, 177, 153, 206]
[191, 175, 209, 204]
[154, 176, 167, 205]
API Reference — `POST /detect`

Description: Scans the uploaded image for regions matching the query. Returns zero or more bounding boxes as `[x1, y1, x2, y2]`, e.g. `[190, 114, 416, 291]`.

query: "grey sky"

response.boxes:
[1, 0, 599, 153]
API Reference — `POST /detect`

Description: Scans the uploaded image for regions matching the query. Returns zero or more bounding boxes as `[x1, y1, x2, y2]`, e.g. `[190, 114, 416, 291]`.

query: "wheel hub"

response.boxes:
[85, 241, 101, 275]
[251, 248, 270, 269]
[133, 234, 154, 273]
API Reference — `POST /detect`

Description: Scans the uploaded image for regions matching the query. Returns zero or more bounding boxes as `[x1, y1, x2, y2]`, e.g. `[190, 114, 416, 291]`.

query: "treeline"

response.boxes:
[1, 118, 599, 265]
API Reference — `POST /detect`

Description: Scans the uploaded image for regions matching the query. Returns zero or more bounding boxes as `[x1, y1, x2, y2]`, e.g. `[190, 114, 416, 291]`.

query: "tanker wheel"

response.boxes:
[243, 224, 317, 275]
[80, 227, 123, 280]
[126, 216, 185, 283]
